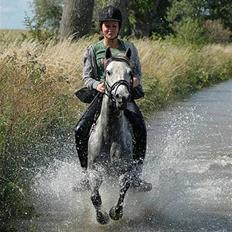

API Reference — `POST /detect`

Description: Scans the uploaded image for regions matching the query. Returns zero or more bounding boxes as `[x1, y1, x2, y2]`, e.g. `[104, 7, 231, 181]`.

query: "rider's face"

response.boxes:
[101, 21, 119, 40]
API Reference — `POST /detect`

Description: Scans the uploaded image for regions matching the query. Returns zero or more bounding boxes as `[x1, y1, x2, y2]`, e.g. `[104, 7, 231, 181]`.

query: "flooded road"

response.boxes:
[26, 80, 232, 231]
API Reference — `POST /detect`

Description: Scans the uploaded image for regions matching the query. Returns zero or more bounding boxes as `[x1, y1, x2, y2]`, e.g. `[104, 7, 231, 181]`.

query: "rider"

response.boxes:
[75, 5, 152, 191]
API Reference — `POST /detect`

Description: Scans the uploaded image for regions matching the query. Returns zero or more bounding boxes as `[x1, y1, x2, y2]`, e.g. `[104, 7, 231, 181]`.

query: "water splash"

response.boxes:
[27, 82, 232, 231]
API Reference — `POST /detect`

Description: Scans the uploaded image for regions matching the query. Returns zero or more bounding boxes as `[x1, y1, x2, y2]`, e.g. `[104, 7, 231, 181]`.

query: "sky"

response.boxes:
[0, 0, 33, 29]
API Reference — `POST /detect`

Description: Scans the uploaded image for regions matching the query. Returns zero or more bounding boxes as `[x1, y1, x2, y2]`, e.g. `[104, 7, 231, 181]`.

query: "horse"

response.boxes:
[87, 47, 137, 224]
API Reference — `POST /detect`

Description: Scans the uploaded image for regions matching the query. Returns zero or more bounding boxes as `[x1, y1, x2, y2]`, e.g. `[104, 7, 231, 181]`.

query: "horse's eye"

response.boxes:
[106, 70, 111, 76]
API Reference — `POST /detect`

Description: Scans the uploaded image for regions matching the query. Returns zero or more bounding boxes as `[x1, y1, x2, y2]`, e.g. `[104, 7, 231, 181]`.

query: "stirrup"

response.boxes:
[130, 177, 152, 192]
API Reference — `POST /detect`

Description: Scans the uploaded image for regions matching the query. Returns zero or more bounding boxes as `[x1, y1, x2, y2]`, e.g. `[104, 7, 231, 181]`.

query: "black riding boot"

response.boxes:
[125, 101, 152, 192]
[75, 95, 102, 169]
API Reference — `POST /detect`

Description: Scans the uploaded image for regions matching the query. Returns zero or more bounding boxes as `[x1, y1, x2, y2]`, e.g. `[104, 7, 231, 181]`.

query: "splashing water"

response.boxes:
[24, 81, 232, 232]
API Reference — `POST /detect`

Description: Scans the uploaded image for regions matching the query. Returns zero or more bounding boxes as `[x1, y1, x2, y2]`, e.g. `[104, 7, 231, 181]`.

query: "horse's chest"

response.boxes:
[110, 124, 132, 157]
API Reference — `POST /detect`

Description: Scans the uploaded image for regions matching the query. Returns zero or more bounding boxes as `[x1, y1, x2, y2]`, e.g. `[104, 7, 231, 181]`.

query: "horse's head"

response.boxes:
[104, 48, 132, 110]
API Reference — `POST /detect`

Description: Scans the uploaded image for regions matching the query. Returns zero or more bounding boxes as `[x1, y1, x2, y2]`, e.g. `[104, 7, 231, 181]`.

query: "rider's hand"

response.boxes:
[132, 77, 140, 88]
[96, 82, 105, 93]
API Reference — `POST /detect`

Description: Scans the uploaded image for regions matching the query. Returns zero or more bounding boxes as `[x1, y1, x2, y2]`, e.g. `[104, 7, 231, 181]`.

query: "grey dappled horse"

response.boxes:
[87, 48, 136, 224]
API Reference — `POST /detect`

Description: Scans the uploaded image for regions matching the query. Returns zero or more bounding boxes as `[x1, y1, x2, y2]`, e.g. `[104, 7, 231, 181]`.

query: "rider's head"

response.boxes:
[99, 5, 122, 39]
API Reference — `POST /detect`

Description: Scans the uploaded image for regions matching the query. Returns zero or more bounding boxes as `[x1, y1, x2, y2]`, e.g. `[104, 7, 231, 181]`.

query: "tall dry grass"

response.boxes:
[1, 33, 232, 145]
[1, 34, 232, 148]
[1, 31, 232, 225]
[135, 39, 232, 114]
[0, 37, 91, 149]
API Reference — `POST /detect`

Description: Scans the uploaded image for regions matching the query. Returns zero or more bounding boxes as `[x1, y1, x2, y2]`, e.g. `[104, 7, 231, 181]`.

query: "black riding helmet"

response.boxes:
[99, 5, 122, 29]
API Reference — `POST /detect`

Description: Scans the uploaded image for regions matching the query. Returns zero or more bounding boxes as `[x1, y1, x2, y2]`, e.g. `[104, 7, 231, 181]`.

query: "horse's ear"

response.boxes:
[105, 47, 112, 59]
[125, 48, 131, 59]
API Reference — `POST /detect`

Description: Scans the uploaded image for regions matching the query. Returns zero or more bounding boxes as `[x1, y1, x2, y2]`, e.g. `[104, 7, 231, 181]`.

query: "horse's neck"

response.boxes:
[99, 95, 122, 127]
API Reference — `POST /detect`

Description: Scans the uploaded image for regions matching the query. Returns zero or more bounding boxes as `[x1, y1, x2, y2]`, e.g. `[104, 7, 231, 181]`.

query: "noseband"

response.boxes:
[104, 56, 133, 103]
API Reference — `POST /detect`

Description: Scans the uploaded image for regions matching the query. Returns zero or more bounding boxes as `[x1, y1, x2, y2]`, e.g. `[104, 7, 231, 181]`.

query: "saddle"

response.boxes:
[75, 87, 98, 103]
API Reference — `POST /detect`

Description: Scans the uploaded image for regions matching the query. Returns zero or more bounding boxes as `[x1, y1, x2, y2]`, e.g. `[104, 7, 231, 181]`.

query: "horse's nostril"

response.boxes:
[116, 94, 120, 99]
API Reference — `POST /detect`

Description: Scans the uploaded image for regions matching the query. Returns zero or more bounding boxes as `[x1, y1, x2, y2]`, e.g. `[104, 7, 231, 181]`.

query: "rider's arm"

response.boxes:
[128, 43, 144, 88]
[130, 43, 142, 82]
[125, 42, 145, 98]
[83, 46, 101, 90]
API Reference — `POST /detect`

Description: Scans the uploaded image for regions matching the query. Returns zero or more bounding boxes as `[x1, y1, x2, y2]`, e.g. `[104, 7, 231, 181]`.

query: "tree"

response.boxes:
[27, 0, 172, 39]
[206, 0, 232, 30]
[167, 0, 207, 23]
[128, 0, 155, 36]
[129, 0, 171, 37]
[25, 0, 63, 41]
[166, 0, 209, 44]
[29, 0, 63, 31]
[167, 0, 232, 32]
[59, 0, 95, 40]
[27, 0, 232, 40]
[166, 0, 232, 44]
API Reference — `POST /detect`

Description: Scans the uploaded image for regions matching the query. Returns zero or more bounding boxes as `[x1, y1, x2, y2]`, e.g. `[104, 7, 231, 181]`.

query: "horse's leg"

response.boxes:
[109, 172, 131, 220]
[89, 169, 109, 224]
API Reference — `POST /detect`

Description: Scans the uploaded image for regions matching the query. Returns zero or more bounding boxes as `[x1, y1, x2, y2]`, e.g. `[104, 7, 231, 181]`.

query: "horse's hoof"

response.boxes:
[109, 206, 123, 220]
[96, 210, 110, 225]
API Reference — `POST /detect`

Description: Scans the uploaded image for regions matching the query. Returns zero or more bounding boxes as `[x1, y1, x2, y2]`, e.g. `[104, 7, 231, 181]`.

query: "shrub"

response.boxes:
[170, 18, 207, 46]
[204, 19, 232, 44]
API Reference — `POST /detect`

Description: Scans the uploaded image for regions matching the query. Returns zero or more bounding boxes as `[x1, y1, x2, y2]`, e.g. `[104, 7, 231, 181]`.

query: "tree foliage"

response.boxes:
[167, 0, 232, 44]
[205, 0, 232, 30]
[59, 0, 94, 40]
[128, 0, 156, 36]
[25, 0, 232, 42]
[29, 0, 63, 31]
[25, 0, 63, 41]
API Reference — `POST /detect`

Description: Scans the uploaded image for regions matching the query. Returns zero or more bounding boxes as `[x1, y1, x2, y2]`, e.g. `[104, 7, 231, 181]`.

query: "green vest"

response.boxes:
[92, 40, 126, 81]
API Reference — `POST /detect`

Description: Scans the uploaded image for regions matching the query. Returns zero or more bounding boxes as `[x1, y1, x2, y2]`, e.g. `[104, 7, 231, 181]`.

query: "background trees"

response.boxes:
[26, 0, 232, 43]
[205, 0, 232, 31]
[167, 0, 232, 44]
[59, 0, 94, 39]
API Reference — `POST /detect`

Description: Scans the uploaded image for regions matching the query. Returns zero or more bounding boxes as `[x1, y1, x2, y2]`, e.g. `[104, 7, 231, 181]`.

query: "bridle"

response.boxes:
[103, 56, 133, 103]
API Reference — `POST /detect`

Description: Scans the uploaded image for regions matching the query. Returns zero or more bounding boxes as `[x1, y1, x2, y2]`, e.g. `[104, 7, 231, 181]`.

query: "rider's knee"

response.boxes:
[75, 122, 83, 138]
